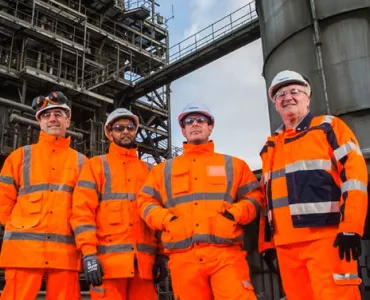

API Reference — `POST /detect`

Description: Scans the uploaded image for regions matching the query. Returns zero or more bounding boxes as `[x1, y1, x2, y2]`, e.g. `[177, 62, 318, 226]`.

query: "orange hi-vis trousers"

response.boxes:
[89, 272, 157, 300]
[277, 237, 361, 300]
[168, 245, 256, 300]
[1, 268, 80, 300]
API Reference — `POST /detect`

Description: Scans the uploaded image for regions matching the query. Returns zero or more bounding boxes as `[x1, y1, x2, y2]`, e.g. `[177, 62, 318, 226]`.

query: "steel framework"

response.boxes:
[0, 0, 171, 163]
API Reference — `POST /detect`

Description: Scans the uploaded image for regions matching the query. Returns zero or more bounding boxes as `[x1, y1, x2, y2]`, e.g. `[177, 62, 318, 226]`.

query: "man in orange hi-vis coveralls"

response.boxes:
[137, 103, 263, 300]
[259, 70, 368, 300]
[0, 91, 86, 300]
[70, 108, 168, 300]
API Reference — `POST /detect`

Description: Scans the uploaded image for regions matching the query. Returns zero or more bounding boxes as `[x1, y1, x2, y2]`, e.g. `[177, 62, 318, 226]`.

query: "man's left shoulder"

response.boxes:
[215, 153, 246, 166]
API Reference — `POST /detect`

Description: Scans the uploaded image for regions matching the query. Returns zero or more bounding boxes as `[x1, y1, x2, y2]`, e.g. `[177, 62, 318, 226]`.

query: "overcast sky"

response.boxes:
[157, 0, 271, 170]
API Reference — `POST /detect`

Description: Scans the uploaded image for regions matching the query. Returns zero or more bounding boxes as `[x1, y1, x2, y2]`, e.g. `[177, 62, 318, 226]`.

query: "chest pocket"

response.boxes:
[172, 165, 190, 195]
[107, 201, 122, 225]
[11, 192, 43, 229]
[97, 200, 130, 236]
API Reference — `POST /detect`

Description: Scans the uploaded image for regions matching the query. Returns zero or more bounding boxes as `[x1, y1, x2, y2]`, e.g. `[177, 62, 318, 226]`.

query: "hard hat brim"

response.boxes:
[35, 104, 71, 121]
[269, 79, 309, 100]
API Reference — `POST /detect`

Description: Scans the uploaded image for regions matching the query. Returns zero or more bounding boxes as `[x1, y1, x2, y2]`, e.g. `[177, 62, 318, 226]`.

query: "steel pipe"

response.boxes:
[0, 97, 34, 113]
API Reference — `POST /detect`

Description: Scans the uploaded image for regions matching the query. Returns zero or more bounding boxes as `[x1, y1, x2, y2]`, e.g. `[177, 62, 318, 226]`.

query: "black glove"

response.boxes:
[333, 232, 362, 262]
[152, 255, 168, 284]
[83, 254, 104, 286]
[222, 210, 235, 221]
[262, 249, 279, 274]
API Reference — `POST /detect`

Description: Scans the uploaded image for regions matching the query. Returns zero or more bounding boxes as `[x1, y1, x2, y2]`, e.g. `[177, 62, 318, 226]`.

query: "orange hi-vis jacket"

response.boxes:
[0, 131, 86, 270]
[70, 142, 158, 279]
[137, 141, 263, 254]
[259, 113, 368, 252]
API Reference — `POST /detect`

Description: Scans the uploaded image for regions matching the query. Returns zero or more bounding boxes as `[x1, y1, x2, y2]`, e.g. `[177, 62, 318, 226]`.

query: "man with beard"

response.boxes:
[138, 103, 262, 300]
[70, 108, 167, 300]
[0, 91, 85, 299]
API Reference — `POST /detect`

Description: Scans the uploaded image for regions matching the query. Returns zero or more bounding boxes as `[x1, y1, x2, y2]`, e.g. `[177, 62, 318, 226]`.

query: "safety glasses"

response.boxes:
[111, 124, 136, 133]
[274, 88, 307, 101]
[31, 91, 68, 111]
[39, 110, 68, 120]
[183, 116, 208, 125]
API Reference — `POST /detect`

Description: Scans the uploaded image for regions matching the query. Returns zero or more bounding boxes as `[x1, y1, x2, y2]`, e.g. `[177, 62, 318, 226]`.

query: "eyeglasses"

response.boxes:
[183, 116, 208, 125]
[32, 91, 68, 111]
[39, 110, 67, 120]
[111, 124, 136, 133]
[274, 88, 307, 100]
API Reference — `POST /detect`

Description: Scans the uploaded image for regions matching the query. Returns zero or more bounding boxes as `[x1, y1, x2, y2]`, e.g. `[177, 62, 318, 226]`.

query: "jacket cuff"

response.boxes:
[338, 223, 364, 237]
[81, 244, 97, 257]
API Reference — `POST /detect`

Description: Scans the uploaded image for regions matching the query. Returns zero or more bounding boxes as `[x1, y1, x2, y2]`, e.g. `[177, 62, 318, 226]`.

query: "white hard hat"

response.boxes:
[33, 91, 71, 121]
[178, 103, 214, 126]
[104, 108, 139, 138]
[268, 70, 311, 100]
[36, 103, 71, 121]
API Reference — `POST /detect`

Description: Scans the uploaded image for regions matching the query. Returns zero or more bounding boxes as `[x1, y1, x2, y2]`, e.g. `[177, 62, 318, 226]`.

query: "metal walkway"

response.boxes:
[127, 0, 260, 100]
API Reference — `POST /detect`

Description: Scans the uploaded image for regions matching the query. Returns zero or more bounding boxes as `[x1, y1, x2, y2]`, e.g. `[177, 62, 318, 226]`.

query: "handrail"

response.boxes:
[168, 1, 257, 63]
[131, 0, 258, 83]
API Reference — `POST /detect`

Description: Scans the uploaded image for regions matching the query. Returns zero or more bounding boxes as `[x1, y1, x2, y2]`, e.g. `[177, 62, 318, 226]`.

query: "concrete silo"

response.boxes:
[256, 0, 370, 297]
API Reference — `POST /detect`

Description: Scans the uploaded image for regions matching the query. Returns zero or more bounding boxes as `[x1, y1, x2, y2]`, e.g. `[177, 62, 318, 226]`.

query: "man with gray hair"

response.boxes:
[259, 70, 368, 299]
[0, 91, 86, 299]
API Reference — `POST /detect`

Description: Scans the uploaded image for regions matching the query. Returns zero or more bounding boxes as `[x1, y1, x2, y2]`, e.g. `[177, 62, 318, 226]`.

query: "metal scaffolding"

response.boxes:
[0, 1, 285, 299]
[0, 0, 171, 163]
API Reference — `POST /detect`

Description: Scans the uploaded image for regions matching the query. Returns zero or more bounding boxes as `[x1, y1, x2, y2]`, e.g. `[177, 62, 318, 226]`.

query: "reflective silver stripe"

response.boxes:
[334, 142, 362, 162]
[18, 183, 74, 195]
[263, 169, 285, 184]
[23, 145, 31, 186]
[224, 155, 234, 202]
[165, 192, 231, 209]
[0, 175, 14, 185]
[333, 273, 360, 281]
[142, 186, 162, 202]
[272, 168, 285, 180]
[286, 159, 332, 173]
[101, 155, 111, 195]
[3, 231, 75, 244]
[342, 179, 367, 194]
[242, 197, 260, 215]
[77, 152, 85, 173]
[91, 287, 105, 294]
[74, 224, 96, 236]
[77, 180, 97, 190]
[290, 201, 340, 215]
[321, 115, 334, 124]
[163, 233, 244, 250]
[164, 159, 173, 206]
[263, 197, 289, 216]
[97, 243, 133, 254]
[100, 155, 136, 201]
[236, 181, 259, 199]
[272, 197, 289, 209]
[143, 203, 159, 220]
[137, 243, 157, 255]
[100, 192, 136, 201]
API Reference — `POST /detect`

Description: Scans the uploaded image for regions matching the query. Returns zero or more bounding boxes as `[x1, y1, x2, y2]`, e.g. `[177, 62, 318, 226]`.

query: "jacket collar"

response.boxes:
[274, 112, 314, 135]
[38, 131, 71, 148]
[183, 140, 215, 155]
[108, 142, 137, 158]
